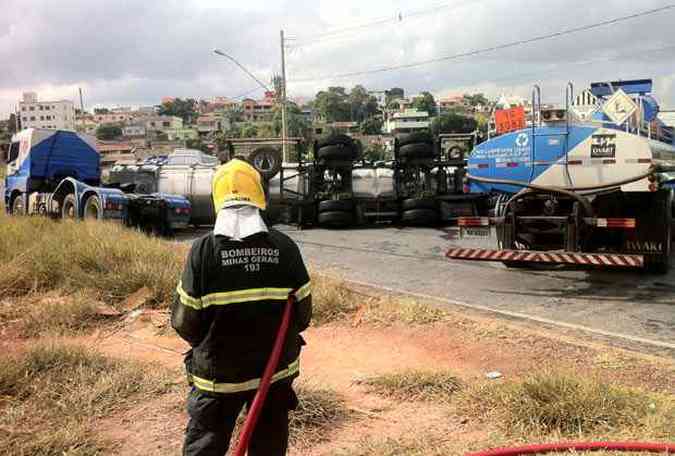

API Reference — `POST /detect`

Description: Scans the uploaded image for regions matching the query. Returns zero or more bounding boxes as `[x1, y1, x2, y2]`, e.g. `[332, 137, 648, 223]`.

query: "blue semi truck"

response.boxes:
[4, 128, 191, 234]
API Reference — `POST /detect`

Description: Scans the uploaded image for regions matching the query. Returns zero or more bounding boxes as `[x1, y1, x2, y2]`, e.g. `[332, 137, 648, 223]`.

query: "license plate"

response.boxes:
[460, 226, 491, 238]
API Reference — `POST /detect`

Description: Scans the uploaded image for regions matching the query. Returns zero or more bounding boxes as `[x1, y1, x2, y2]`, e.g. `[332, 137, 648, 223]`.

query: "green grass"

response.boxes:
[361, 370, 462, 402]
[0, 342, 176, 455]
[462, 370, 675, 439]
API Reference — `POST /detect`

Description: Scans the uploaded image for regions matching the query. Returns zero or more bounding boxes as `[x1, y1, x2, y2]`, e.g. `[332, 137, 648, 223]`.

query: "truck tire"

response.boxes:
[401, 198, 437, 211]
[318, 199, 353, 212]
[316, 144, 357, 161]
[11, 194, 26, 216]
[61, 194, 77, 219]
[397, 131, 433, 147]
[401, 208, 439, 225]
[316, 134, 353, 149]
[83, 195, 102, 220]
[318, 211, 353, 227]
[249, 147, 283, 180]
[398, 143, 435, 159]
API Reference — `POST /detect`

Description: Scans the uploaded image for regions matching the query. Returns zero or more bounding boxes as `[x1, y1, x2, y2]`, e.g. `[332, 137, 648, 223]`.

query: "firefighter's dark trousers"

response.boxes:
[183, 381, 298, 456]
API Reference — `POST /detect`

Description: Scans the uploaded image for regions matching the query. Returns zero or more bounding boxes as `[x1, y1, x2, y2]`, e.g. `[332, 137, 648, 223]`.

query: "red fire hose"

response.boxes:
[233, 294, 294, 456]
[466, 441, 675, 456]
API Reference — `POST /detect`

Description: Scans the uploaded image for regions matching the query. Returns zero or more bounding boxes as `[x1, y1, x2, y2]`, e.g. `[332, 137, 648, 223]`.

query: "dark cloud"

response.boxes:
[2, 0, 675, 114]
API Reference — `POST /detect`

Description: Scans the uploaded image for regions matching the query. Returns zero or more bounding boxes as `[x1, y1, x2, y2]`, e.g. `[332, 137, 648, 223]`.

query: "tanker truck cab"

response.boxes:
[452, 79, 675, 273]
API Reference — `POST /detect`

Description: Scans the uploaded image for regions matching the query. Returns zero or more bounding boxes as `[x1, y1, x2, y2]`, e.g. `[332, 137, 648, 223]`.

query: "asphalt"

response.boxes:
[178, 224, 675, 357]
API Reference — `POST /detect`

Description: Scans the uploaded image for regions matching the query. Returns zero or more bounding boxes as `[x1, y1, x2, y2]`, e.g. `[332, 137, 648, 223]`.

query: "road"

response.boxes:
[187, 224, 674, 356]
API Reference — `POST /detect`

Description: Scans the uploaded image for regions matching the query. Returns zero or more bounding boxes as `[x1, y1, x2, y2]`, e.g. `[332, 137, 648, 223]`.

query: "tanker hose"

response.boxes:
[465, 440, 675, 456]
[233, 294, 294, 456]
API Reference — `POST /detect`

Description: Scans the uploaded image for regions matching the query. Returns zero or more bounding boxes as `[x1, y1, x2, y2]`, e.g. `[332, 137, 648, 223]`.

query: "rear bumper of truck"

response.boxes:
[446, 247, 644, 268]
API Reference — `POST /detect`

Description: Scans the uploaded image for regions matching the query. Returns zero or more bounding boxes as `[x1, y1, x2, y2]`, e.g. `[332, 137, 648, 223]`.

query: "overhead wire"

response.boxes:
[289, 4, 675, 83]
[295, 2, 452, 43]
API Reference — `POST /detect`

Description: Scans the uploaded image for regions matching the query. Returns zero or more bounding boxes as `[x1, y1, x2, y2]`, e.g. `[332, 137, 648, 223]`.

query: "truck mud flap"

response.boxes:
[446, 247, 644, 268]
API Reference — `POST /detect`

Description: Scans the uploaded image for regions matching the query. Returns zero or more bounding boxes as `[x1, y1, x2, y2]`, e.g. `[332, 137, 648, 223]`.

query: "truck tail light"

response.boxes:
[105, 201, 122, 211]
[175, 207, 191, 215]
[595, 218, 636, 229]
[649, 183, 658, 192]
[458, 217, 490, 227]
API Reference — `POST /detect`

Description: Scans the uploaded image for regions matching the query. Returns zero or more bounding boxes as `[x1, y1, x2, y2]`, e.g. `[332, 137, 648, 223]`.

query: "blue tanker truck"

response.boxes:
[4, 128, 191, 234]
[449, 79, 675, 273]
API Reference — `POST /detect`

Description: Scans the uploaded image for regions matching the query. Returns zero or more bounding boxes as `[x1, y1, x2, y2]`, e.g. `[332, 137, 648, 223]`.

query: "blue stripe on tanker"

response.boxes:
[468, 126, 596, 194]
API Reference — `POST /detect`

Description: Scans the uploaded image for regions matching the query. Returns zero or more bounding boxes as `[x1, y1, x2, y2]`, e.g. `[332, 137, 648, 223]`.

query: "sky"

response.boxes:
[3, 0, 675, 117]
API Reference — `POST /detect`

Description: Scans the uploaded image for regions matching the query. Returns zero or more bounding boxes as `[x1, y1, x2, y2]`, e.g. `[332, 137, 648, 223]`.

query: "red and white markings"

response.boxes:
[446, 247, 644, 268]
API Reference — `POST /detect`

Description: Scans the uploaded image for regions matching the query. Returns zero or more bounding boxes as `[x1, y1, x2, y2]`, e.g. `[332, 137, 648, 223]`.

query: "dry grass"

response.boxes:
[361, 370, 462, 402]
[0, 291, 112, 337]
[360, 297, 448, 325]
[0, 342, 176, 455]
[311, 273, 447, 326]
[462, 370, 675, 439]
[0, 212, 184, 306]
[290, 383, 351, 447]
[310, 274, 361, 324]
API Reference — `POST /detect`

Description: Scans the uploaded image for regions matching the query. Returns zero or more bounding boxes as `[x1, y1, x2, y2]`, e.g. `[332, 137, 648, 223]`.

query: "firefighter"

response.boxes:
[172, 158, 312, 456]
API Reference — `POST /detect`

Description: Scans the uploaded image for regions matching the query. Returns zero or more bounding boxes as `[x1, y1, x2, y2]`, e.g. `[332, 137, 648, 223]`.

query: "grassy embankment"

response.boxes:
[0, 212, 673, 455]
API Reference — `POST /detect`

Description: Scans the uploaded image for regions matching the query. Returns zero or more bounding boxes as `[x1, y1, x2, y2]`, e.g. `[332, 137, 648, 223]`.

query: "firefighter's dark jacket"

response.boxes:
[171, 228, 312, 394]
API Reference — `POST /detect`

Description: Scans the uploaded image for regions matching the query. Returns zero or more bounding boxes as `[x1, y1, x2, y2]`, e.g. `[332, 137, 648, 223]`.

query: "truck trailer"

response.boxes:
[4, 128, 191, 234]
[109, 133, 486, 228]
[448, 79, 675, 272]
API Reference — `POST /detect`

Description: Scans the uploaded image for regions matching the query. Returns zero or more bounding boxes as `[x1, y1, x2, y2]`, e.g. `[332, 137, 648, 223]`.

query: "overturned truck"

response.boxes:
[109, 133, 488, 228]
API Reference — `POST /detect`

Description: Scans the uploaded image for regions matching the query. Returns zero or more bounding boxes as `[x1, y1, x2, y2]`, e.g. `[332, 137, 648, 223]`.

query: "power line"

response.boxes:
[430, 42, 675, 97]
[290, 4, 675, 83]
[292, 1, 475, 47]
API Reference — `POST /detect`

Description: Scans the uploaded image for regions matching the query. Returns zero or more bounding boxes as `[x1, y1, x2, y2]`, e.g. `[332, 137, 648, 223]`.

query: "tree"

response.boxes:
[273, 103, 311, 141]
[94, 108, 110, 115]
[363, 143, 387, 162]
[360, 117, 383, 135]
[186, 138, 211, 153]
[412, 92, 437, 116]
[430, 113, 478, 136]
[240, 123, 259, 138]
[463, 93, 489, 108]
[348, 85, 378, 122]
[314, 87, 350, 122]
[95, 125, 123, 140]
[385, 87, 405, 106]
[159, 98, 198, 124]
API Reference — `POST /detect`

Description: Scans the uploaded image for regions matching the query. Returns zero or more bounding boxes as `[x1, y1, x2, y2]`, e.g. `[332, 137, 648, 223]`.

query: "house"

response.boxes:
[167, 127, 199, 141]
[384, 109, 430, 134]
[143, 115, 183, 133]
[18, 92, 75, 130]
[438, 94, 466, 112]
[122, 124, 147, 137]
[241, 92, 277, 122]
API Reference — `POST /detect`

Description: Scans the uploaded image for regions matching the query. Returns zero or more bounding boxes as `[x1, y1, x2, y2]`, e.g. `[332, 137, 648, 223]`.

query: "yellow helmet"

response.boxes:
[212, 159, 266, 213]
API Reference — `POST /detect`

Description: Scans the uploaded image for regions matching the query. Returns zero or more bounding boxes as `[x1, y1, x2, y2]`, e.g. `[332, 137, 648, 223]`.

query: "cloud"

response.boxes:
[2, 0, 675, 116]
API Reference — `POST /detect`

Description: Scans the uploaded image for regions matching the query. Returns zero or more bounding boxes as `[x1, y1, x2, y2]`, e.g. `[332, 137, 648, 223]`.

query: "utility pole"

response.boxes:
[78, 88, 85, 131]
[280, 29, 288, 163]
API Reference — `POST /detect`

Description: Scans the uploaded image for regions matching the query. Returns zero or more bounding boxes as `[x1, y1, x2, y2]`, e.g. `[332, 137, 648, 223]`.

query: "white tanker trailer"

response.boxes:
[449, 79, 675, 272]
